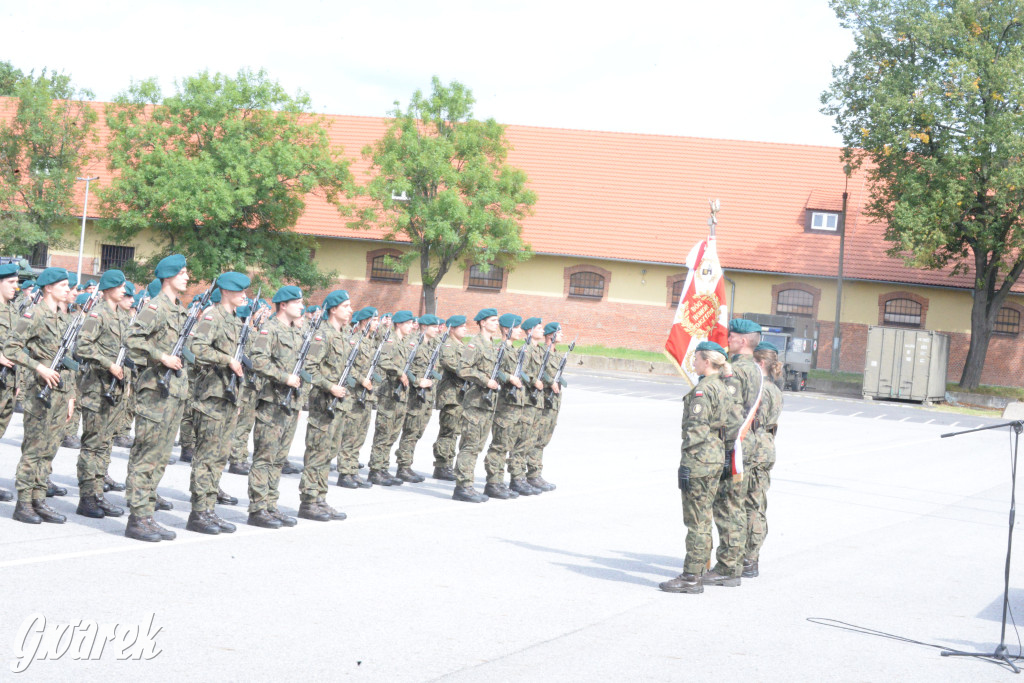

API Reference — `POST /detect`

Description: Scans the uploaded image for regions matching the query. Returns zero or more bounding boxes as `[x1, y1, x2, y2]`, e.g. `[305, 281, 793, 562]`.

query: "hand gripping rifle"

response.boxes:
[482, 326, 516, 408]
[0, 290, 44, 389]
[415, 329, 449, 403]
[225, 286, 260, 404]
[503, 340, 529, 402]
[544, 335, 578, 409]
[391, 332, 424, 401]
[530, 341, 555, 404]
[102, 292, 150, 406]
[37, 291, 100, 408]
[281, 309, 324, 408]
[326, 323, 372, 415]
[357, 327, 391, 406]
[158, 284, 215, 398]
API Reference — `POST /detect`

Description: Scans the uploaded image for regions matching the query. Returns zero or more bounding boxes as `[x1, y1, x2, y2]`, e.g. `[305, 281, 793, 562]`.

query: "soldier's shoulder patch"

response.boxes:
[314, 335, 322, 341]
[89, 312, 99, 318]
[467, 344, 475, 349]
[22, 311, 32, 319]
[694, 390, 703, 397]
[204, 315, 213, 321]
[349, 339, 356, 345]
[260, 329, 268, 335]
[692, 403, 703, 414]
[148, 303, 159, 310]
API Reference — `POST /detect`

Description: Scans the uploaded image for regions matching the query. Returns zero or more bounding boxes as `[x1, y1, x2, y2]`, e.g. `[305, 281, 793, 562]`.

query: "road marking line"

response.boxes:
[850, 412, 863, 417]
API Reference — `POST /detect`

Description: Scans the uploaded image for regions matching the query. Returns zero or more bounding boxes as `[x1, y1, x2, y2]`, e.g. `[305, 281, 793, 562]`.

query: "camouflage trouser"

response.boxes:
[394, 397, 432, 468]
[508, 404, 539, 478]
[681, 474, 720, 575]
[432, 403, 462, 469]
[368, 394, 408, 472]
[248, 402, 300, 513]
[744, 462, 773, 562]
[454, 405, 496, 488]
[63, 386, 80, 439]
[190, 398, 235, 512]
[78, 403, 116, 497]
[484, 403, 523, 484]
[711, 471, 749, 578]
[15, 385, 73, 502]
[301, 406, 345, 503]
[528, 404, 560, 477]
[336, 399, 372, 475]
[125, 388, 186, 517]
[0, 380, 15, 439]
[230, 388, 258, 465]
[179, 397, 198, 450]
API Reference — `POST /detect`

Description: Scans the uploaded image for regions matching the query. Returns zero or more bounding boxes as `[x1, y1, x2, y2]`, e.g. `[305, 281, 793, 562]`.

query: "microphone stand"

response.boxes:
[939, 420, 1022, 673]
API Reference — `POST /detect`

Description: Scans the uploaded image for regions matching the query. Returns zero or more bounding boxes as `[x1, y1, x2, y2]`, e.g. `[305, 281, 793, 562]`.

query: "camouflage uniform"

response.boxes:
[453, 333, 501, 487]
[178, 371, 199, 452]
[431, 335, 464, 471]
[247, 316, 303, 513]
[530, 346, 566, 478]
[301, 324, 350, 502]
[124, 292, 188, 518]
[745, 379, 782, 563]
[4, 304, 76, 502]
[510, 341, 545, 478]
[189, 305, 243, 512]
[0, 298, 19, 441]
[367, 333, 415, 473]
[484, 339, 528, 484]
[75, 301, 128, 497]
[394, 335, 440, 469]
[229, 369, 259, 467]
[334, 331, 376, 476]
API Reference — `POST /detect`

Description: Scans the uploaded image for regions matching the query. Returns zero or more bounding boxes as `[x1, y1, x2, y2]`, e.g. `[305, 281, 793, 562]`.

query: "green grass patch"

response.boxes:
[946, 383, 1024, 400]
[571, 344, 668, 363]
[808, 370, 862, 385]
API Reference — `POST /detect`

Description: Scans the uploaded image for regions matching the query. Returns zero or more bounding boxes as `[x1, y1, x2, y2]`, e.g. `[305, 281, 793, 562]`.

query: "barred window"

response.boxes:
[468, 264, 503, 290]
[883, 298, 922, 327]
[101, 245, 135, 272]
[671, 279, 686, 306]
[29, 243, 48, 269]
[369, 255, 402, 282]
[568, 271, 605, 299]
[776, 289, 814, 317]
[995, 307, 1021, 335]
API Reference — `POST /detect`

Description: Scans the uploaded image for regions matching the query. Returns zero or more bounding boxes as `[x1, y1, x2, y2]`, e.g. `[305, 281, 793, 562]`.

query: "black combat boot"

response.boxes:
[12, 501, 42, 524]
[298, 501, 330, 522]
[352, 474, 372, 488]
[0, 487, 13, 502]
[45, 479, 67, 497]
[216, 488, 238, 505]
[431, 466, 456, 481]
[33, 500, 66, 524]
[509, 477, 539, 496]
[247, 510, 282, 529]
[316, 498, 347, 521]
[113, 434, 134, 449]
[103, 475, 125, 492]
[76, 495, 105, 519]
[179, 446, 195, 463]
[228, 461, 250, 475]
[125, 514, 161, 542]
[702, 568, 741, 587]
[268, 509, 297, 527]
[659, 573, 703, 594]
[61, 433, 82, 449]
[483, 482, 512, 500]
[396, 467, 425, 483]
[148, 517, 176, 540]
[742, 559, 759, 578]
[155, 494, 173, 511]
[336, 474, 360, 489]
[281, 461, 303, 475]
[368, 469, 393, 486]
[209, 511, 236, 533]
[186, 510, 221, 535]
[527, 476, 556, 492]
[452, 485, 488, 503]
[96, 495, 124, 517]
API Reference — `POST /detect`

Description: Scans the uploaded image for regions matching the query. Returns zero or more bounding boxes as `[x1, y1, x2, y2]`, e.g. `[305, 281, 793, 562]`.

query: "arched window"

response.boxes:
[883, 298, 922, 327]
[468, 264, 503, 290]
[776, 289, 814, 317]
[995, 306, 1021, 335]
[369, 254, 402, 283]
[568, 271, 605, 299]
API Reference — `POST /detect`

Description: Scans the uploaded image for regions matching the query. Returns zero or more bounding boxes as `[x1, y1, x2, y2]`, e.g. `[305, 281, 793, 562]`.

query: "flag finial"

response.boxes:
[707, 199, 720, 237]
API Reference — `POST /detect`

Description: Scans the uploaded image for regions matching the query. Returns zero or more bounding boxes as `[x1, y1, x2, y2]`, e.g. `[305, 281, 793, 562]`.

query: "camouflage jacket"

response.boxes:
[751, 379, 783, 465]
[376, 331, 416, 400]
[407, 334, 441, 405]
[496, 340, 530, 408]
[722, 353, 762, 446]
[76, 300, 128, 410]
[305, 323, 351, 425]
[3, 302, 75, 396]
[191, 304, 243, 405]
[0, 298, 18, 389]
[680, 373, 733, 477]
[126, 292, 189, 400]
[458, 332, 502, 411]
[540, 343, 569, 411]
[251, 315, 303, 411]
[435, 336, 464, 407]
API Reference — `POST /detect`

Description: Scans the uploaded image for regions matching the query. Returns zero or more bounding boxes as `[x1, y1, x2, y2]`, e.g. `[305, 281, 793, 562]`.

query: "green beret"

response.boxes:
[729, 318, 762, 334]
[305, 305, 321, 314]
[97, 269, 126, 291]
[211, 288, 222, 304]
[85, 279, 97, 288]
[755, 341, 779, 353]
[474, 308, 498, 322]
[0, 263, 19, 279]
[498, 313, 522, 329]
[352, 306, 378, 324]
[418, 314, 443, 326]
[446, 314, 466, 328]
[147, 279, 161, 298]
[155, 254, 187, 279]
[272, 285, 302, 303]
[75, 292, 92, 306]
[258, 298, 270, 310]
[521, 316, 542, 331]
[392, 310, 415, 324]
[123, 282, 135, 297]
[544, 322, 562, 336]
[216, 271, 251, 292]
[133, 291, 146, 307]
[66, 273, 78, 288]
[37, 267, 69, 287]
[20, 279, 35, 290]
[695, 341, 727, 355]
[236, 305, 252, 319]
[322, 290, 350, 313]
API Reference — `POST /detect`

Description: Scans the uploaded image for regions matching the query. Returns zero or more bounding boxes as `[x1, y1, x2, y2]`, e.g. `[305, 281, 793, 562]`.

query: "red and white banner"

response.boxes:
[664, 236, 729, 387]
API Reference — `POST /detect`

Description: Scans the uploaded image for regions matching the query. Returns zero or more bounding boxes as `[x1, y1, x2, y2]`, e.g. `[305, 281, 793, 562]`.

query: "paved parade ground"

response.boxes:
[0, 371, 1020, 681]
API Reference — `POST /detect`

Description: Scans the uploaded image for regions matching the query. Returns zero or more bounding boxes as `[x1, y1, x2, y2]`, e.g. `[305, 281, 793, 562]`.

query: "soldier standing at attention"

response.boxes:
[177, 292, 209, 465]
[0, 262, 22, 502]
[334, 307, 378, 489]
[482, 313, 526, 500]
[660, 342, 737, 594]
[529, 322, 566, 493]
[743, 341, 783, 579]
[451, 308, 502, 503]
[366, 310, 417, 485]
[5, 268, 78, 524]
[431, 314, 468, 481]
[247, 286, 306, 529]
[73, 269, 130, 520]
[508, 317, 546, 497]
[122, 255, 191, 542]
[228, 299, 269, 475]
[393, 314, 443, 483]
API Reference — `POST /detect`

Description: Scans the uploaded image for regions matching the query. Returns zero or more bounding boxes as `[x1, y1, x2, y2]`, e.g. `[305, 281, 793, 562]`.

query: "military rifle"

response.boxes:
[482, 326, 516, 408]
[326, 322, 372, 415]
[503, 340, 529, 402]
[225, 286, 260, 404]
[391, 332, 424, 401]
[158, 283, 215, 398]
[544, 335, 578, 409]
[357, 327, 391, 405]
[102, 292, 150, 406]
[529, 340, 555, 404]
[281, 308, 323, 408]
[415, 329, 449, 403]
[37, 291, 100, 408]
[0, 290, 44, 389]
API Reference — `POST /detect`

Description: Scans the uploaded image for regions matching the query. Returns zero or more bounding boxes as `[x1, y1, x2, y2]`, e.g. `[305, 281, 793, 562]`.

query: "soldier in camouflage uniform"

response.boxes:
[110, 287, 141, 452]
[4, 268, 79, 524]
[122, 256, 193, 542]
[177, 292, 208, 465]
[59, 275, 82, 451]
[393, 314, 444, 483]
[452, 308, 503, 503]
[334, 307, 378, 489]
[529, 322, 567, 492]
[480, 313, 528, 500]
[507, 317, 546, 496]
[431, 314, 468, 481]
[247, 286, 307, 529]
[227, 300, 269, 475]
[298, 290, 352, 521]
[0, 263, 24, 502]
[73, 270, 130, 519]
[660, 342, 738, 594]
[367, 310, 418, 485]
[744, 341, 784, 578]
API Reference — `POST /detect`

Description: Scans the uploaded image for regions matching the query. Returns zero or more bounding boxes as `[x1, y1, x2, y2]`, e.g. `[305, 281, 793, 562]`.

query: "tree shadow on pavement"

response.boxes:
[503, 539, 682, 587]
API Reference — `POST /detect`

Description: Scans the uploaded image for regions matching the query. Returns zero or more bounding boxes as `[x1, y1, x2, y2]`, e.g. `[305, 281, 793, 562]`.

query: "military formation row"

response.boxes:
[0, 256, 570, 542]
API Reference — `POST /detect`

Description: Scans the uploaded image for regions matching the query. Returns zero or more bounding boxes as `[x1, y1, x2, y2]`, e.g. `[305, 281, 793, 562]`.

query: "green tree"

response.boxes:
[361, 77, 536, 314]
[0, 65, 97, 257]
[101, 69, 356, 288]
[822, 0, 1024, 390]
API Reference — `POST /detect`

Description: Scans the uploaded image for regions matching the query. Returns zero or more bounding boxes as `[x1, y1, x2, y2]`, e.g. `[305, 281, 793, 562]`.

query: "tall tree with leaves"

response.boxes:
[0, 64, 97, 256]
[822, 0, 1024, 389]
[361, 77, 536, 313]
[101, 69, 356, 288]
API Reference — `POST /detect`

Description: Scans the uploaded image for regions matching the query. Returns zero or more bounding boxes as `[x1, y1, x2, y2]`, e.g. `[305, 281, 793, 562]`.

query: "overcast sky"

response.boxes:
[4, 0, 854, 147]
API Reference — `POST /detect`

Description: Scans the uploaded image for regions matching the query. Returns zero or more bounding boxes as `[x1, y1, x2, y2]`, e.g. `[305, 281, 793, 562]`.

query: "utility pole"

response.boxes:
[76, 175, 99, 283]
[831, 166, 851, 375]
